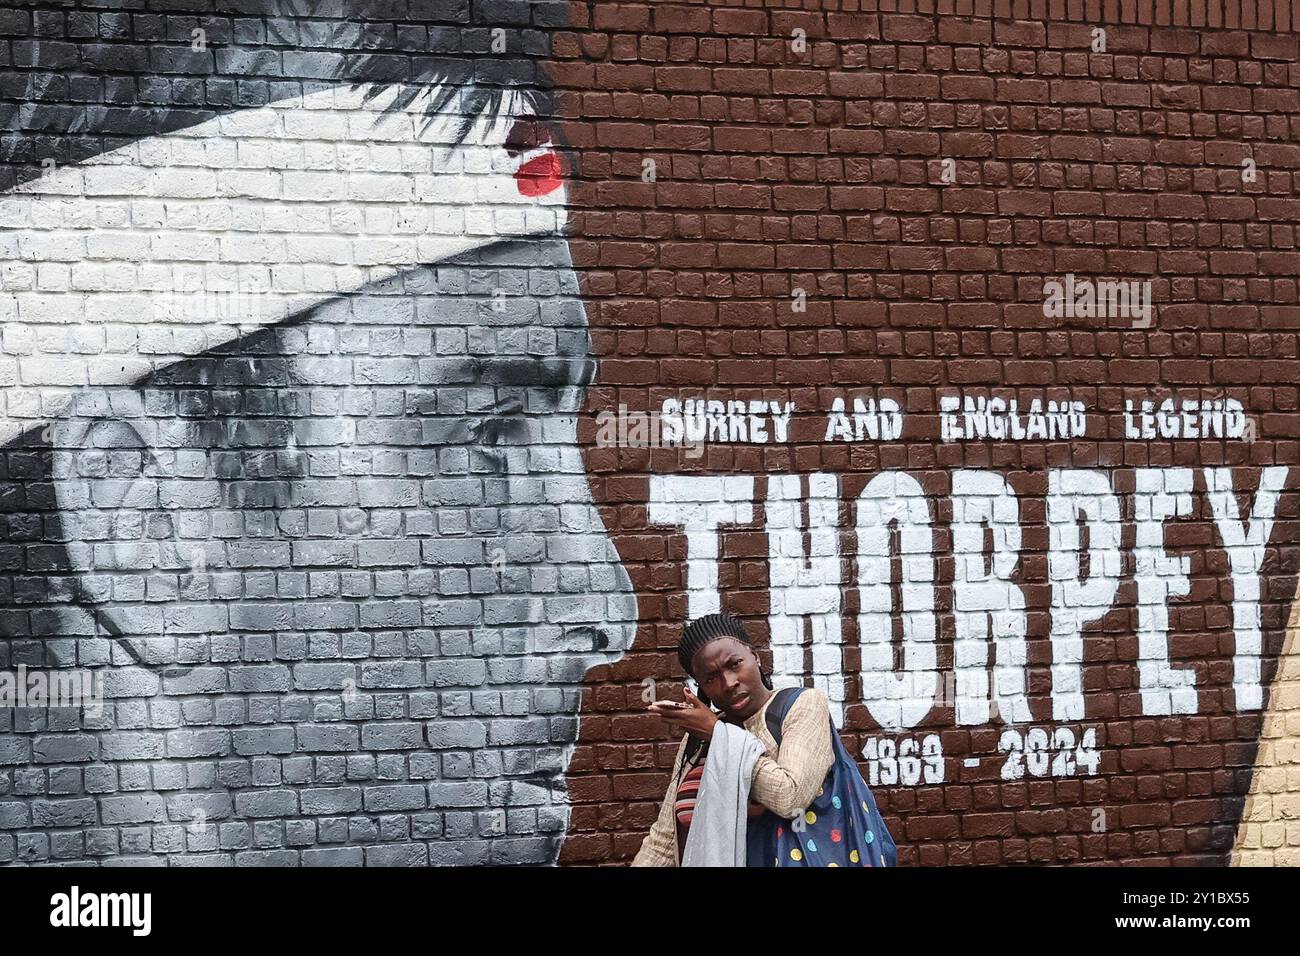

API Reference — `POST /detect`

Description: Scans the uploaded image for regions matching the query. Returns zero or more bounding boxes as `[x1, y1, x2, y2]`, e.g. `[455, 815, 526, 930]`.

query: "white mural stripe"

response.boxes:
[0, 82, 566, 440]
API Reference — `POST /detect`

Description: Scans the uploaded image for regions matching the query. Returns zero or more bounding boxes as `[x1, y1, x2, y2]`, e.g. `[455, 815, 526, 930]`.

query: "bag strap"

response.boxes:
[763, 686, 805, 746]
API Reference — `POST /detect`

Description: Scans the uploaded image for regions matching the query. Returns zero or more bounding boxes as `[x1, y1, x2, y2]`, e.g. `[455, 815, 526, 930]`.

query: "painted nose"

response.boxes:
[598, 538, 639, 660]
[549, 551, 638, 683]
[598, 548, 639, 659]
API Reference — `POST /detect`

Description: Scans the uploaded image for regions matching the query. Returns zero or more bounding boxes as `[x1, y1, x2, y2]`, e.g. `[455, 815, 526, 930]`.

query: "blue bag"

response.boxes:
[745, 687, 898, 867]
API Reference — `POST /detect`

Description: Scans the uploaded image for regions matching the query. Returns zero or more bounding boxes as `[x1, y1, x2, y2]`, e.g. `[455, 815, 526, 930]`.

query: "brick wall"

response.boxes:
[0, 0, 634, 866]
[0, 1, 1297, 867]
[557, 2, 1300, 866]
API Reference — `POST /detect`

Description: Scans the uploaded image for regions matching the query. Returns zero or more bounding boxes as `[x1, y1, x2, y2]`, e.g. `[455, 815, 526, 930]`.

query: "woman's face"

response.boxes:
[690, 637, 768, 722]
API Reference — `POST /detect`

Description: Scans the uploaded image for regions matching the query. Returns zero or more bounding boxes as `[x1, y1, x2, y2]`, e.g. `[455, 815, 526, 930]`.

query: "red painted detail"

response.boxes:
[515, 151, 564, 196]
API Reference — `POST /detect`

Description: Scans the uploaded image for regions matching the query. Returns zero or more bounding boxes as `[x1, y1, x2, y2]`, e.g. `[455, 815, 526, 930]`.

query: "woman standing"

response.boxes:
[631, 613, 836, 866]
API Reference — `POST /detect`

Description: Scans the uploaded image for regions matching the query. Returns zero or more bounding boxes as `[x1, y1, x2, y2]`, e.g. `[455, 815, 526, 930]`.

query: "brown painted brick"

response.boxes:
[535, 1, 1300, 871]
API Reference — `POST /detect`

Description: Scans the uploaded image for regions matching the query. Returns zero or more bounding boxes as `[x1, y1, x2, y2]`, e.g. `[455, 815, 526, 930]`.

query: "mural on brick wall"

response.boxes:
[559, 5, 1300, 866]
[1, 0, 1298, 867]
[0, 1, 638, 866]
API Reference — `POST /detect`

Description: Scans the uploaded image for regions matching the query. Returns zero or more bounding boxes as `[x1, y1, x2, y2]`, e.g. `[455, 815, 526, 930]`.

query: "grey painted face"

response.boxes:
[19, 239, 638, 865]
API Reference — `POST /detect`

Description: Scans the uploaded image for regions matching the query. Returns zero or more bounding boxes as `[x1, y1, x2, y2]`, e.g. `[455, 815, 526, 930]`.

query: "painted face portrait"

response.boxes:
[0, 3, 636, 865]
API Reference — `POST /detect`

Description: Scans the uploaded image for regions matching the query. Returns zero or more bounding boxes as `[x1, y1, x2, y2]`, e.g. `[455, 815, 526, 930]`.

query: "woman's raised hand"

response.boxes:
[647, 686, 720, 741]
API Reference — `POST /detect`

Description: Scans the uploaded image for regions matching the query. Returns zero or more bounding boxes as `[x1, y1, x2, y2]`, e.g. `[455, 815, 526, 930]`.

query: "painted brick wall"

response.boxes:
[0, 0, 1297, 867]
[556, 2, 1300, 866]
[0, 0, 638, 867]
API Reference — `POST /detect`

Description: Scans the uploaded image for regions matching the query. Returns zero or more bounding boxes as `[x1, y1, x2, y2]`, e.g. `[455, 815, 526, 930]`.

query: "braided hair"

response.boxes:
[675, 612, 774, 778]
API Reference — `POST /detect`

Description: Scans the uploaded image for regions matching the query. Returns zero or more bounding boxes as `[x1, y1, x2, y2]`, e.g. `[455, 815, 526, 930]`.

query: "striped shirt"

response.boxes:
[674, 763, 706, 827]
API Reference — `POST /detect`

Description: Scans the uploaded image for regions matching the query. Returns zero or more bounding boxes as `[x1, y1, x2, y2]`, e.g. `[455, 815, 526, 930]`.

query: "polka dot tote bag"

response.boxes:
[746, 687, 898, 868]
